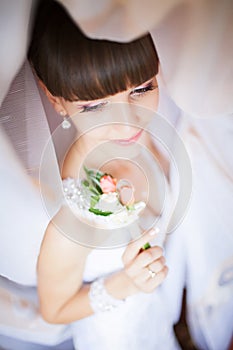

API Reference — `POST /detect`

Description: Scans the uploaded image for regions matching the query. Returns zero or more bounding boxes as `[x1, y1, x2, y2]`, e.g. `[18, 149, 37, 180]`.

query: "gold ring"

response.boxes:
[147, 267, 156, 279]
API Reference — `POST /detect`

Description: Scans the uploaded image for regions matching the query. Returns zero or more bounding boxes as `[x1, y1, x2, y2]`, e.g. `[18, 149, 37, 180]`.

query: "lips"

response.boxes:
[113, 129, 143, 145]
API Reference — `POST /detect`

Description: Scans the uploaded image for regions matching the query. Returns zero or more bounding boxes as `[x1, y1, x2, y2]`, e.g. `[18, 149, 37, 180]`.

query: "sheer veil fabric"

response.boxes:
[0, 0, 34, 105]
[0, 61, 72, 344]
[59, 0, 233, 117]
[1, 0, 233, 116]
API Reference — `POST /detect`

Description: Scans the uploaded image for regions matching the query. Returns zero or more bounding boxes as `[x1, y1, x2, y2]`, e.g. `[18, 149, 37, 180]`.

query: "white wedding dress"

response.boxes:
[71, 248, 181, 350]
[61, 144, 182, 350]
[69, 235, 182, 350]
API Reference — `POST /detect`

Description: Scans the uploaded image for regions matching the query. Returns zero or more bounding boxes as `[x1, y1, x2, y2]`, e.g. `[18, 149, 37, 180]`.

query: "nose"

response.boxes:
[109, 102, 138, 136]
[110, 102, 138, 127]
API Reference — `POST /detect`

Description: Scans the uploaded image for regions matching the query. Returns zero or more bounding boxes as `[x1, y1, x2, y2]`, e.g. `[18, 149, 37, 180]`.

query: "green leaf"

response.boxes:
[84, 166, 94, 182]
[89, 186, 101, 196]
[89, 177, 103, 194]
[90, 195, 100, 208]
[82, 179, 89, 187]
[83, 166, 103, 194]
[89, 208, 113, 216]
[142, 242, 151, 250]
[83, 165, 92, 174]
[126, 204, 135, 211]
[96, 171, 105, 181]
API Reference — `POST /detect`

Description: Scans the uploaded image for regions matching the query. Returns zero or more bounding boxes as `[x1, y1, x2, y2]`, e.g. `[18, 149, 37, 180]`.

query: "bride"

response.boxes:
[28, 1, 180, 349]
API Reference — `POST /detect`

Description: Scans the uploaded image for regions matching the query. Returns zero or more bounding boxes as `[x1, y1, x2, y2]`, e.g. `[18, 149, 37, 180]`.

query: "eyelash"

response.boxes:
[79, 82, 157, 113]
[80, 102, 107, 113]
[130, 82, 156, 97]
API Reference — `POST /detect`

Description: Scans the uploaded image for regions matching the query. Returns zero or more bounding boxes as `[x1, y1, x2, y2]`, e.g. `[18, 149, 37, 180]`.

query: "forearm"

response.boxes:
[45, 283, 92, 324]
[39, 226, 165, 324]
[41, 270, 137, 324]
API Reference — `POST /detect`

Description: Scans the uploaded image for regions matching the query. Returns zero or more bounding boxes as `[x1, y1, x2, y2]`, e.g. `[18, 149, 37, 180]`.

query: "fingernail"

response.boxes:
[149, 227, 160, 235]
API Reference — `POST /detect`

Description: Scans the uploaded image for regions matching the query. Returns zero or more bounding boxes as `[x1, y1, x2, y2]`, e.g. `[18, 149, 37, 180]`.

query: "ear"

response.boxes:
[38, 80, 65, 115]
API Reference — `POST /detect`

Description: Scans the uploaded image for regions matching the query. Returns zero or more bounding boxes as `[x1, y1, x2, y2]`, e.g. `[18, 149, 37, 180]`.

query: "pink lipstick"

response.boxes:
[113, 129, 143, 146]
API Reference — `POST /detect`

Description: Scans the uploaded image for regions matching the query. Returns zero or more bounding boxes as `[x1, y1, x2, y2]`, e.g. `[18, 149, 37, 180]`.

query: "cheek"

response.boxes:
[88, 125, 111, 139]
[145, 90, 159, 111]
[66, 105, 79, 116]
[133, 90, 159, 112]
[131, 91, 159, 125]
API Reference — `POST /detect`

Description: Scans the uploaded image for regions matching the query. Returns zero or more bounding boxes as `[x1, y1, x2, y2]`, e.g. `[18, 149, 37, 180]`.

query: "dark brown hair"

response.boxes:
[28, 0, 159, 101]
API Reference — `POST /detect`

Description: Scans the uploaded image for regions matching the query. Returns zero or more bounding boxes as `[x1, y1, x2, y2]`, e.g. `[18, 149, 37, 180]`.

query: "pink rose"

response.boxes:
[100, 175, 117, 193]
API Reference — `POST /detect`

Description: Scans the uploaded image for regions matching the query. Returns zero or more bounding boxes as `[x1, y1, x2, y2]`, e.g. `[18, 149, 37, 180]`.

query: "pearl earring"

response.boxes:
[60, 111, 71, 129]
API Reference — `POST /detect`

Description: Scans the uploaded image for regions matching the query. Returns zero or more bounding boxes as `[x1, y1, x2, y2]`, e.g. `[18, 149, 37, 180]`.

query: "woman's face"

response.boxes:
[56, 75, 159, 145]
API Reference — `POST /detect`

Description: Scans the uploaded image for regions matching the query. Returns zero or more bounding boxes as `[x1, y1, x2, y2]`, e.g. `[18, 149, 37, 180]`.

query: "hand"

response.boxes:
[122, 228, 168, 294]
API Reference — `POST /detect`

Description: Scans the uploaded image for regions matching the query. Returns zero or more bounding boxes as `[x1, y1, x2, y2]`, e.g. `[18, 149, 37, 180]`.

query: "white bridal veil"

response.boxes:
[0, 0, 233, 348]
[59, 0, 233, 118]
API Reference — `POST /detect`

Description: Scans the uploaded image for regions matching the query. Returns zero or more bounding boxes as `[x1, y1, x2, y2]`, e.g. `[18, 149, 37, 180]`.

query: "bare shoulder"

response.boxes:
[37, 214, 92, 321]
[38, 215, 91, 272]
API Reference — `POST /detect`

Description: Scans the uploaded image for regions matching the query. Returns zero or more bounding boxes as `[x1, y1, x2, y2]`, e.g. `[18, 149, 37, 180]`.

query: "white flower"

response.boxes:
[94, 193, 123, 213]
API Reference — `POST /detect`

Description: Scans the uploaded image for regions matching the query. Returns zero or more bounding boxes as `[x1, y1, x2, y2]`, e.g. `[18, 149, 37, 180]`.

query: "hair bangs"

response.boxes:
[28, 0, 159, 102]
[60, 35, 159, 101]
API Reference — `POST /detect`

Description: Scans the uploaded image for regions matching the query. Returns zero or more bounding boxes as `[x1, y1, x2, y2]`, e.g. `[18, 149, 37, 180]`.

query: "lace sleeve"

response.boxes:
[63, 177, 88, 208]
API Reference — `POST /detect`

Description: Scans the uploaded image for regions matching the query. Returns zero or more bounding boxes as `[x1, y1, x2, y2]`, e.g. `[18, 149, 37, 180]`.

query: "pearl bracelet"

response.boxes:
[89, 277, 124, 313]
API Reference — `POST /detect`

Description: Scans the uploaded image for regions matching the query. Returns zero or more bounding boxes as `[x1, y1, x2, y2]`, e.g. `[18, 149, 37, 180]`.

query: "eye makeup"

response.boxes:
[77, 101, 108, 113]
[130, 79, 158, 97]
[73, 76, 158, 113]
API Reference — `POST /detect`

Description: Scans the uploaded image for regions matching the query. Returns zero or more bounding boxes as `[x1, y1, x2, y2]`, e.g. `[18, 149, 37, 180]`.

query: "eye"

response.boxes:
[130, 81, 157, 98]
[79, 101, 108, 113]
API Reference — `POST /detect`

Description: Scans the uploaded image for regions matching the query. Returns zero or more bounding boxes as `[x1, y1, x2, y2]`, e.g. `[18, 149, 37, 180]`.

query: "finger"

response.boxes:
[132, 268, 149, 285]
[144, 266, 169, 292]
[135, 246, 164, 268]
[147, 256, 166, 274]
[122, 227, 160, 265]
[126, 265, 168, 294]
[127, 246, 163, 276]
